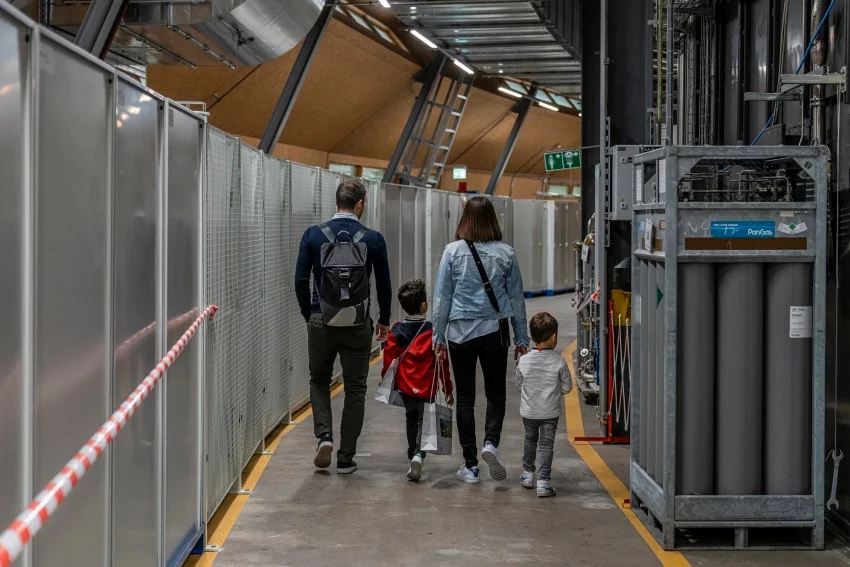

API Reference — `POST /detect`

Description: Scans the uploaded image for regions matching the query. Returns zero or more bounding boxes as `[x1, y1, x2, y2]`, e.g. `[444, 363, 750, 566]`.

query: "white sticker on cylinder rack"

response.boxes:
[789, 306, 813, 339]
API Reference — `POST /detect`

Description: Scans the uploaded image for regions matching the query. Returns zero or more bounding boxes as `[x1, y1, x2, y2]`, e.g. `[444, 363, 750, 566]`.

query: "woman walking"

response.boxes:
[432, 196, 530, 483]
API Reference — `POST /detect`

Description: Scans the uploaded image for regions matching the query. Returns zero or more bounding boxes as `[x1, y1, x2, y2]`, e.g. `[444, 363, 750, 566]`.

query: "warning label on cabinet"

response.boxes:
[789, 306, 813, 339]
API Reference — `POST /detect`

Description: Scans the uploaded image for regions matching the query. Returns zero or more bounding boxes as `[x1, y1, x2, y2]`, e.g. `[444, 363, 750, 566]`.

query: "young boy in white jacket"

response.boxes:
[515, 312, 572, 497]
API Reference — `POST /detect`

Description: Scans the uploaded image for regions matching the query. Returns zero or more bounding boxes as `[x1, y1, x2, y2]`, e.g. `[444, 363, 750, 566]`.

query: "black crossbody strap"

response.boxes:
[464, 240, 502, 318]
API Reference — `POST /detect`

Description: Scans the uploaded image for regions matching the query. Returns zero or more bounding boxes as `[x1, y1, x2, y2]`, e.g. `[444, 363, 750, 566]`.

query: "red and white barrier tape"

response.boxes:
[0, 304, 218, 567]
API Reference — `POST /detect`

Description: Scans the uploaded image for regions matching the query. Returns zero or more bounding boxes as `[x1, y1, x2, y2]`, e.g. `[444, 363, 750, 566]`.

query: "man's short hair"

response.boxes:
[336, 179, 367, 210]
[529, 312, 558, 344]
[398, 279, 427, 316]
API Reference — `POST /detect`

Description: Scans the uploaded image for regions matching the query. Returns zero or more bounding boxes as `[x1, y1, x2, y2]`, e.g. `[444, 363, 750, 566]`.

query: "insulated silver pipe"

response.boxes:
[665, 0, 674, 145]
[595, 0, 609, 427]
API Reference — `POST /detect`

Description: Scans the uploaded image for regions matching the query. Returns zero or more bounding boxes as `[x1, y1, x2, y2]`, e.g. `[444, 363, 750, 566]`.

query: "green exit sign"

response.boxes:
[544, 149, 581, 172]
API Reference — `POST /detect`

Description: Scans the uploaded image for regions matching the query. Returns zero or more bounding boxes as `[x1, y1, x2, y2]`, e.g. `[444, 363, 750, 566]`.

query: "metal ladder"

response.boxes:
[397, 72, 474, 188]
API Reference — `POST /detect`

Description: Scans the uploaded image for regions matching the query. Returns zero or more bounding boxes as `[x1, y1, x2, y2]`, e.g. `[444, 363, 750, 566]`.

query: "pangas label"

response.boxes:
[789, 306, 813, 339]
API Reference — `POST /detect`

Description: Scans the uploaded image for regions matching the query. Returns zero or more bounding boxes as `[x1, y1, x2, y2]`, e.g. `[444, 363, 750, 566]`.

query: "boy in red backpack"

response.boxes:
[381, 279, 453, 481]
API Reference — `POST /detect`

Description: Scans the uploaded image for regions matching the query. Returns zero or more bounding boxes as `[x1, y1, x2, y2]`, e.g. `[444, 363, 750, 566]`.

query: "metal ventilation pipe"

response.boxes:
[810, 0, 828, 144]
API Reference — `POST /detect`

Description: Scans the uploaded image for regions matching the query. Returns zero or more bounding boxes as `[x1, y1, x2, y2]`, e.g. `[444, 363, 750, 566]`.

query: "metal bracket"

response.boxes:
[779, 66, 847, 94]
[204, 545, 222, 553]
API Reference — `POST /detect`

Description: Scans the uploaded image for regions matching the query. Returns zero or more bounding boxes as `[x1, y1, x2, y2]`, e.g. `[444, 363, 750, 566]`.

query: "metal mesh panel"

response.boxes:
[238, 143, 266, 464]
[204, 127, 241, 518]
[319, 170, 344, 377]
[288, 164, 320, 409]
[263, 157, 290, 434]
[363, 179, 382, 348]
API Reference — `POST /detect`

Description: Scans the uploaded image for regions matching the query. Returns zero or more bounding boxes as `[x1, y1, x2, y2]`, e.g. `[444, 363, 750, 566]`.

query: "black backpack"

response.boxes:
[318, 224, 370, 326]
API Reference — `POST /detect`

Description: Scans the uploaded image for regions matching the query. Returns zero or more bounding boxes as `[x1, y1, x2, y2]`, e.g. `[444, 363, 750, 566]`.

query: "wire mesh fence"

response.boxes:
[238, 142, 266, 465]
[204, 127, 242, 517]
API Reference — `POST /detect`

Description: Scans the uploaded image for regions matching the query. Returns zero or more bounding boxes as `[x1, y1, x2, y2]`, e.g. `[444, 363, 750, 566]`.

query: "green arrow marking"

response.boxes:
[657, 287, 664, 306]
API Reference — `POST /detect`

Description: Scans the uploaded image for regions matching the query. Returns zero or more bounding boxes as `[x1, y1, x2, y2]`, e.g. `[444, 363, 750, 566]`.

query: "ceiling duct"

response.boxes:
[51, 0, 325, 66]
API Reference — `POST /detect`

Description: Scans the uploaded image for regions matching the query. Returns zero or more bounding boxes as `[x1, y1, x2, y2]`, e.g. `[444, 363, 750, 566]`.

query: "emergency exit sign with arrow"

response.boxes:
[544, 149, 581, 172]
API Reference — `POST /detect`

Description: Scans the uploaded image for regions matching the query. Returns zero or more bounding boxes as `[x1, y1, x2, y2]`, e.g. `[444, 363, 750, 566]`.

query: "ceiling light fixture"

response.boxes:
[410, 29, 437, 49]
[498, 87, 522, 98]
[378, 0, 390, 6]
[453, 59, 474, 74]
[538, 101, 559, 112]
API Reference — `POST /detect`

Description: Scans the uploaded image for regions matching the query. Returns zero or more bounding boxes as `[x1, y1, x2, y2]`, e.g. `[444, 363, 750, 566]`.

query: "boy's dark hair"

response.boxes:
[530, 312, 558, 344]
[398, 279, 427, 316]
[336, 179, 367, 210]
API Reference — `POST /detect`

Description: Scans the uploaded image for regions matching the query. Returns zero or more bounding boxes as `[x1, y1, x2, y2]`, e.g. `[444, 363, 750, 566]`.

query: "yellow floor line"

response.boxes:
[562, 340, 690, 567]
[184, 354, 381, 566]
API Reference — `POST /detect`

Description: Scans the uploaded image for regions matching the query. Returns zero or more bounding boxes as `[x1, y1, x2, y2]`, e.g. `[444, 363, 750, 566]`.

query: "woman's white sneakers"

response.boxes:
[481, 442, 507, 481]
[456, 464, 481, 483]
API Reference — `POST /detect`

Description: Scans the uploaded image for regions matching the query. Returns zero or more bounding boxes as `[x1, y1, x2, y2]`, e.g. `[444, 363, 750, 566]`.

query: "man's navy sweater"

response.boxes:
[294, 215, 392, 326]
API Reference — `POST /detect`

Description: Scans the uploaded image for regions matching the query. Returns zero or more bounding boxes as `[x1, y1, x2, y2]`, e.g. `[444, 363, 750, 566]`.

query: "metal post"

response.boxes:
[485, 88, 536, 195]
[258, 1, 335, 154]
[74, 0, 129, 58]
[383, 53, 447, 183]
[596, 0, 608, 429]
[665, 0, 674, 145]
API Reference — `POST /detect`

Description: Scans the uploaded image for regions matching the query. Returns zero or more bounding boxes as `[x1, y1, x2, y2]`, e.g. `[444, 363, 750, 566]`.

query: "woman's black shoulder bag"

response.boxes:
[464, 240, 512, 348]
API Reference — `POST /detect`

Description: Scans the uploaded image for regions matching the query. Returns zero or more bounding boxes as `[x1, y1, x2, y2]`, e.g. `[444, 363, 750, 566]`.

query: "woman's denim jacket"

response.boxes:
[432, 240, 530, 347]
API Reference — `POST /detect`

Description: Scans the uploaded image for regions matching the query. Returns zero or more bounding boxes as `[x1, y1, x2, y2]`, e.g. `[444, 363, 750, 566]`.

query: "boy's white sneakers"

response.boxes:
[456, 464, 481, 484]
[481, 442, 507, 481]
[537, 480, 556, 498]
[407, 454, 423, 482]
[520, 471, 535, 488]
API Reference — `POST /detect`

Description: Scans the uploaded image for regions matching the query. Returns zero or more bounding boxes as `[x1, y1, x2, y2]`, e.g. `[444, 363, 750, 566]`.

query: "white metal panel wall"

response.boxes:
[111, 78, 160, 567]
[513, 201, 536, 294]
[289, 164, 321, 409]
[0, 8, 26, 536]
[238, 143, 266, 465]
[33, 36, 112, 567]
[204, 128, 242, 519]
[164, 105, 204, 565]
[263, 157, 291, 434]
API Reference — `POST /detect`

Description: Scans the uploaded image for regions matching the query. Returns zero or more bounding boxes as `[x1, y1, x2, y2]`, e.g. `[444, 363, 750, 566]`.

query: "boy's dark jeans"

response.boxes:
[308, 313, 373, 463]
[448, 331, 508, 468]
[522, 417, 559, 482]
[400, 392, 432, 460]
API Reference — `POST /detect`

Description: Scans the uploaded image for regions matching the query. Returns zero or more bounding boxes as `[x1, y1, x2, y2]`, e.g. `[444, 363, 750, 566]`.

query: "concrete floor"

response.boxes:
[214, 297, 850, 567]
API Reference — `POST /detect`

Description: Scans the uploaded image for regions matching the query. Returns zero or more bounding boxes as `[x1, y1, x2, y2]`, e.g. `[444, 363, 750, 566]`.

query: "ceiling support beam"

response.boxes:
[486, 87, 536, 195]
[74, 0, 129, 58]
[383, 53, 447, 183]
[259, 0, 335, 154]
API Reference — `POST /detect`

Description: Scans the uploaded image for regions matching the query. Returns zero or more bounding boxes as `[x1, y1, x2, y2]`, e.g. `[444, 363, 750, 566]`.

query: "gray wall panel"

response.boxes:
[33, 39, 110, 567]
[0, 12, 26, 531]
[289, 165, 320, 408]
[204, 129, 241, 517]
[111, 79, 159, 566]
[239, 144, 266, 464]
[164, 108, 203, 560]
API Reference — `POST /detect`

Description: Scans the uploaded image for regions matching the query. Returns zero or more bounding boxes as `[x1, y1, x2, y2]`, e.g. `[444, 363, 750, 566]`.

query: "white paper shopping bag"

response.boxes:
[422, 402, 453, 455]
[374, 360, 405, 408]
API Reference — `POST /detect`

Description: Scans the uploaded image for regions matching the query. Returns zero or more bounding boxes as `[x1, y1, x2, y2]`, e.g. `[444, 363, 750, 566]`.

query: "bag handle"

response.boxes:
[464, 240, 503, 319]
[395, 321, 428, 364]
[429, 353, 447, 406]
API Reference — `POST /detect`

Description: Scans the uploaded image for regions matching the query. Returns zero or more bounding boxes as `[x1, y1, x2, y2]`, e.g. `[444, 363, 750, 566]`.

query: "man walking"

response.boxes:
[295, 179, 392, 474]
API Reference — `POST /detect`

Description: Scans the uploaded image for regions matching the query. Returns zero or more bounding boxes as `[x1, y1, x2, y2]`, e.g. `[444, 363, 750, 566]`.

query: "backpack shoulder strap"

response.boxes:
[465, 240, 502, 317]
[319, 223, 336, 243]
[353, 227, 369, 243]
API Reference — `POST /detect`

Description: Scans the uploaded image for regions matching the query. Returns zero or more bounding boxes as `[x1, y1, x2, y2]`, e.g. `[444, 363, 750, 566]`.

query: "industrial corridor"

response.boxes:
[8, 0, 850, 564]
[187, 300, 848, 567]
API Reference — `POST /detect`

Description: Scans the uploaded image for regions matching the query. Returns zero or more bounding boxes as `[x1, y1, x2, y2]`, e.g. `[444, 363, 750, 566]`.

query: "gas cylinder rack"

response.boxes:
[629, 145, 828, 550]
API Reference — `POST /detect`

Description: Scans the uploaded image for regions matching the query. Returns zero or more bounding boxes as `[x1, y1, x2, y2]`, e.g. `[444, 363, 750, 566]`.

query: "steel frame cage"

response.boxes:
[628, 145, 829, 550]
